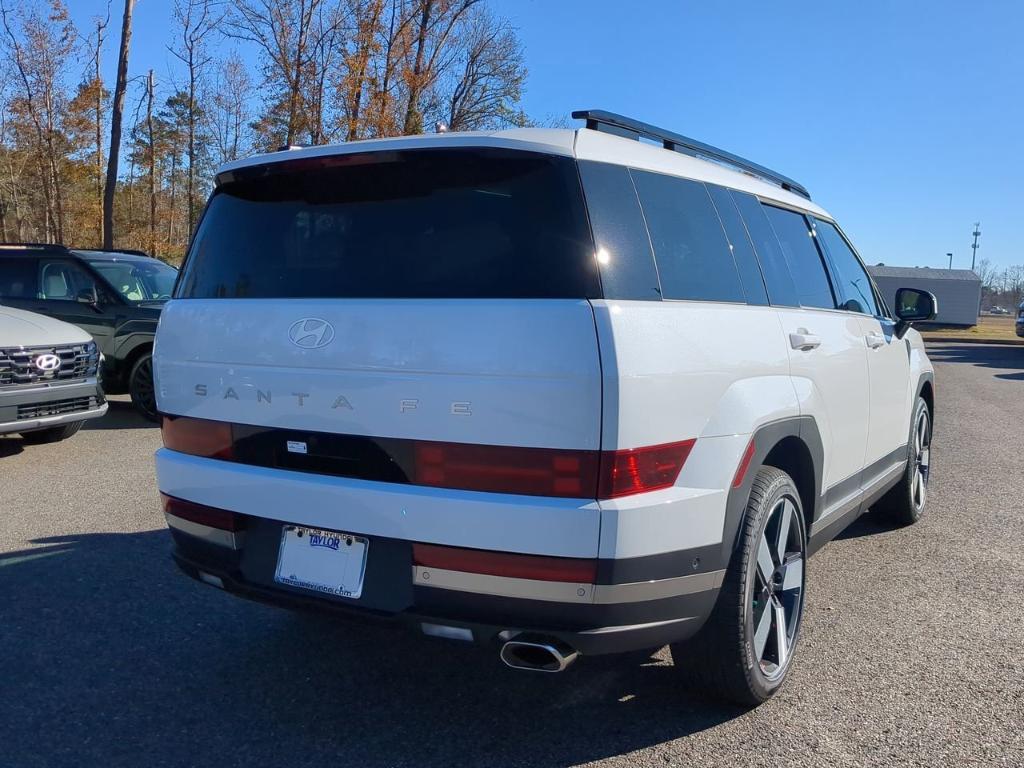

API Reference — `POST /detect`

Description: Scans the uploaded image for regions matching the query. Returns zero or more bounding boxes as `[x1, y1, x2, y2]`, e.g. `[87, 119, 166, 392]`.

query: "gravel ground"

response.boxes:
[1, 344, 1022, 768]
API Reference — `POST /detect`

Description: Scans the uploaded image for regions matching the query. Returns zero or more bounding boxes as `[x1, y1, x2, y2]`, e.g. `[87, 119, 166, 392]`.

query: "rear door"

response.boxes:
[741, 199, 871, 505]
[813, 218, 912, 474]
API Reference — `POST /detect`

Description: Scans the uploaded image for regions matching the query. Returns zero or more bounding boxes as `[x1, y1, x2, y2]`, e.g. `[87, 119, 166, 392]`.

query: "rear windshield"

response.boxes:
[177, 148, 599, 299]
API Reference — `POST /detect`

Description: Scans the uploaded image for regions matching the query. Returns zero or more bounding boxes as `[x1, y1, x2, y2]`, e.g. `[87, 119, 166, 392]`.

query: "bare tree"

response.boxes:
[402, 0, 478, 135]
[443, 6, 525, 131]
[208, 51, 251, 164]
[103, 0, 134, 249]
[228, 0, 343, 147]
[0, 0, 76, 243]
[170, 0, 222, 239]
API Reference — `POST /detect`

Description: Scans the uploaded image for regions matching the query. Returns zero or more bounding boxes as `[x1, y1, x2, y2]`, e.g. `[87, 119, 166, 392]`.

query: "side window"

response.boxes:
[812, 219, 880, 316]
[630, 169, 745, 303]
[38, 260, 101, 302]
[730, 191, 799, 307]
[0, 257, 39, 299]
[577, 161, 662, 300]
[706, 185, 768, 305]
[762, 205, 835, 310]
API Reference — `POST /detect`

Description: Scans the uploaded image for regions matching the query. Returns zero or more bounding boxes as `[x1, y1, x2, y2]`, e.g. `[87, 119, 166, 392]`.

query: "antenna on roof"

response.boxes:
[572, 109, 811, 200]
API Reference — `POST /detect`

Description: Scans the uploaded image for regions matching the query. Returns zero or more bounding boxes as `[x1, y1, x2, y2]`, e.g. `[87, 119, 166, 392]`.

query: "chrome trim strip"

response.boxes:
[412, 566, 726, 605]
[0, 403, 107, 435]
[164, 511, 242, 549]
[592, 569, 726, 604]
[413, 566, 592, 603]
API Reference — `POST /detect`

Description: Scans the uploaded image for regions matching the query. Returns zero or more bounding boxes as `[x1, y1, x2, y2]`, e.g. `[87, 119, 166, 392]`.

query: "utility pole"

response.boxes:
[146, 69, 156, 258]
[947, 252, 953, 269]
[971, 222, 981, 271]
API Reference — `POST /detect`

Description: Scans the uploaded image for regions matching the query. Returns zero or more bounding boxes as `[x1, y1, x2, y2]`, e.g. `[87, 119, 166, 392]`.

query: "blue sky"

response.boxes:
[68, 0, 1023, 270]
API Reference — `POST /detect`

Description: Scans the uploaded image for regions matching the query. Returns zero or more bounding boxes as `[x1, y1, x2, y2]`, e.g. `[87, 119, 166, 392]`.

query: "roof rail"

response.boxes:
[572, 109, 811, 201]
[0, 242, 68, 250]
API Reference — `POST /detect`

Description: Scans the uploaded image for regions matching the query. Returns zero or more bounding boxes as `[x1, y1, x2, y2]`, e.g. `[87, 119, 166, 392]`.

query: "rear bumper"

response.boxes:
[0, 380, 107, 434]
[166, 515, 722, 656]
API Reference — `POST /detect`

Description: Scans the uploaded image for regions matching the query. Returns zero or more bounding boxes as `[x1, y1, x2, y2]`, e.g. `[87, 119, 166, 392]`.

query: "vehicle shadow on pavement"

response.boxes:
[0, 531, 746, 768]
[82, 398, 158, 430]
[0, 436, 24, 457]
[925, 343, 1024, 380]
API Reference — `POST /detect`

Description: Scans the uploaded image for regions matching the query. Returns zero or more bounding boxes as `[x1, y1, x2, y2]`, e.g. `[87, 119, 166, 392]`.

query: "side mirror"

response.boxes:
[76, 287, 99, 306]
[894, 287, 937, 338]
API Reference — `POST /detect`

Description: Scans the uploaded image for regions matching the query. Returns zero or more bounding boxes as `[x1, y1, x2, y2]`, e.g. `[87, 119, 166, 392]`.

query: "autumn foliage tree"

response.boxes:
[0, 0, 531, 262]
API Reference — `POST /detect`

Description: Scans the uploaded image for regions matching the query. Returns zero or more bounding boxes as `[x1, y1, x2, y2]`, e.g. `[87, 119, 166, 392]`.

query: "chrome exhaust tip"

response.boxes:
[500, 636, 579, 673]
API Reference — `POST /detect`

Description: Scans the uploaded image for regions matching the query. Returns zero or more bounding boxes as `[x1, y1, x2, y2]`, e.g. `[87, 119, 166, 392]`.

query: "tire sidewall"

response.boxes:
[129, 352, 158, 421]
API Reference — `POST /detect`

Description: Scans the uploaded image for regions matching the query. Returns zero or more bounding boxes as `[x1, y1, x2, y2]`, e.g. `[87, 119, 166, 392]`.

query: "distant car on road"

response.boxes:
[989, 306, 1010, 315]
[0, 304, 106, 442]
[0, 244, 177, 420]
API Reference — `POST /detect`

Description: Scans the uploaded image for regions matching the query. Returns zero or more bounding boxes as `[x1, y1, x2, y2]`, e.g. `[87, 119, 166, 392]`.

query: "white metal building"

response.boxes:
[867, 265, 982, 327]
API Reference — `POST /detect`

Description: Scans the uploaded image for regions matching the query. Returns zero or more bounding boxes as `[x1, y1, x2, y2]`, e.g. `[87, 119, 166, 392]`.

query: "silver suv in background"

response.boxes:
[0, 305, 106, 443]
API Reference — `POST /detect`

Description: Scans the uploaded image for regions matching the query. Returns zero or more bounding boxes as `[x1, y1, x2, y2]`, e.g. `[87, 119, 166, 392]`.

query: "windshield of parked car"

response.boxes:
[87, 259, 178, 302]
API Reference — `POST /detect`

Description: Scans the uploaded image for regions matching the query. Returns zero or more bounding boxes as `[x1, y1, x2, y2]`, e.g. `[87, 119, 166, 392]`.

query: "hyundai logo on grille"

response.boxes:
[288, 318, 335, 349]
[34, 353, 62, 372]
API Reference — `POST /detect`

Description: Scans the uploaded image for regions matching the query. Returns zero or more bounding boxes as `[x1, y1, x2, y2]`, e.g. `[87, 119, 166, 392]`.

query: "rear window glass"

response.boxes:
[630, 169, 745, 303]
[178, 149, 599, 299]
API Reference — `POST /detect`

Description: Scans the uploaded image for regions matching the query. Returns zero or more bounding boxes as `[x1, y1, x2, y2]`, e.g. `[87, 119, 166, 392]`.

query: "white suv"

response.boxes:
[0, 305, 106, 441]
[154, 110, 936, 705]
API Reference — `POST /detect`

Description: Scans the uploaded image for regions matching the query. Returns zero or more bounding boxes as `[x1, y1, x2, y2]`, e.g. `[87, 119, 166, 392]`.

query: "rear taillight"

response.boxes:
[159, 416, 695, 500]
[161, 493, 243, 531]
[414, 442, 599, 498]
[161, 416, 234, 460]
[413, 543, 597, 583]
[597, 440, 696, 499]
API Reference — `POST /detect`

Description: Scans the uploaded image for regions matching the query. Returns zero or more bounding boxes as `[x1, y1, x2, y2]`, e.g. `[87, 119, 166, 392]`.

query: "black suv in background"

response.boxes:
[0, 244, 177, 420]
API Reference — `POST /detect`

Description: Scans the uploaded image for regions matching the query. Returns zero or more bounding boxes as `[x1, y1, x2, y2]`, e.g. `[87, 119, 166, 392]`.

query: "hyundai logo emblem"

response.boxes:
[288, 318, 335, 349]
[34, 353, 62, 372]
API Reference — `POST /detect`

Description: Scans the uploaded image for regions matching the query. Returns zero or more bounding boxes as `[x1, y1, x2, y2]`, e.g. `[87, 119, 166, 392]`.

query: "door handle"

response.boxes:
[865, 332, 885, 349]
[789, 329, 821, 351]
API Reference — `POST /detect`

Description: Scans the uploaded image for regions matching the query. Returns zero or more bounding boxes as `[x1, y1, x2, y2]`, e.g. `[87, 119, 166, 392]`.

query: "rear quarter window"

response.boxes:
[629, 169, 746, 303]
[178, 149, 600, 300]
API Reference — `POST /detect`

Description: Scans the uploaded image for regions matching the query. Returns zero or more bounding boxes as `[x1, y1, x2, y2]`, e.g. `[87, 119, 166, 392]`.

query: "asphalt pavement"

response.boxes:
[1, 343, 1022, 767]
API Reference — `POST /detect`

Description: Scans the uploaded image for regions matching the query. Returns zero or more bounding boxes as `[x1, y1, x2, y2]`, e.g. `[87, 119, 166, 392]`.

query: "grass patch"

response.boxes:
[920, 315, 1022, 343]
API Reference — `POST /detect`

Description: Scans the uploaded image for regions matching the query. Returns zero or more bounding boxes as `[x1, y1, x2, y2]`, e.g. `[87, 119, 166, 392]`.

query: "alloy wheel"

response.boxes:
[750, 496, 805, 681]
[912, 408, 931, 511]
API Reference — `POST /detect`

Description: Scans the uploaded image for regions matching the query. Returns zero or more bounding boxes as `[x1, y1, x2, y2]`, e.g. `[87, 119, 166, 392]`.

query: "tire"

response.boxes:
[671, 466, 807, 706]
[128, 351, 159, 422]
[875, 396, 931, 526]
[19, 421, 84, 444]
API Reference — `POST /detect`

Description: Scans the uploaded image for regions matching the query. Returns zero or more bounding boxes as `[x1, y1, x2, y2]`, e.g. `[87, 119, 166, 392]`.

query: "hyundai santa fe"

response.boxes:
[154, 110, 936, 705]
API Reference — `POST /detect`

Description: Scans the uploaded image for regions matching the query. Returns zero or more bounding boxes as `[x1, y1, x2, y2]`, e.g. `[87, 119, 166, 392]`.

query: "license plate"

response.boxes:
[274, 526, 368, 599]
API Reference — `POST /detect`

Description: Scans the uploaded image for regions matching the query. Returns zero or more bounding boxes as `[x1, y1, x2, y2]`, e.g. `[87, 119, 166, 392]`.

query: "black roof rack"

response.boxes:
[0, 242, 69, 251]
[572, 109, 811, 201]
